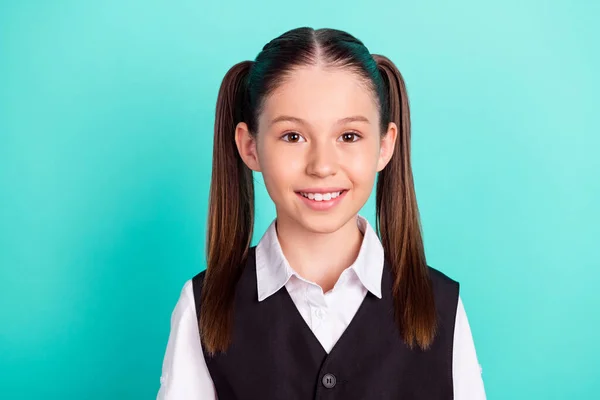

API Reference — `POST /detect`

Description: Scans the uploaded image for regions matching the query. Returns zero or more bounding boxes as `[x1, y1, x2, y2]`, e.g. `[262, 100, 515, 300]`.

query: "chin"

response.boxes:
[294, 210, 357, 234]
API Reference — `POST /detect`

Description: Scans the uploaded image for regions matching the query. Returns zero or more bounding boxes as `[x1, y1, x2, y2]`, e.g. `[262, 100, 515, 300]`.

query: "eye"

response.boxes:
[338, 132, 362, 143]
[281, 132, 306, 143]
[280, 131, 362, 143]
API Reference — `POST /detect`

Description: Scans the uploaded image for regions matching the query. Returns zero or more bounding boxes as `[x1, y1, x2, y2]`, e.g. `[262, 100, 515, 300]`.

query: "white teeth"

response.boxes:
[300, 191, 343, 201]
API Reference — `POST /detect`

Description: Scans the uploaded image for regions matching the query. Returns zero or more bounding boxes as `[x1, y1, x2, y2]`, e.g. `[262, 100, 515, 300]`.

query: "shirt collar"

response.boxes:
[255, 214, 385, 302]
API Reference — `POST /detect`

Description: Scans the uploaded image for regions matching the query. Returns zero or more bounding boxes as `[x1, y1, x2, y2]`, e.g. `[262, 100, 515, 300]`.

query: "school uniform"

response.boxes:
[157, 214, 486, 399]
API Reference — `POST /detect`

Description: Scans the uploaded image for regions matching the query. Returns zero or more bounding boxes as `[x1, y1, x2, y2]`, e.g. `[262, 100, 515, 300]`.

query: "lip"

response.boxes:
[295, 187, 348, 194]
[295, 189, 348, 211]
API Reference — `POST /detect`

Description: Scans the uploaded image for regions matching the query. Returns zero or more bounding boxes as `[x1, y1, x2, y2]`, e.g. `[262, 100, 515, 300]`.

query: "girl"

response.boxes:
[157, 27, 486, 399]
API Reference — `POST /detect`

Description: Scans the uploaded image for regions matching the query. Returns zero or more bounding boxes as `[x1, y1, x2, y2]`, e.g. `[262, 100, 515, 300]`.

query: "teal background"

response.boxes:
[1, 0, 598, 398]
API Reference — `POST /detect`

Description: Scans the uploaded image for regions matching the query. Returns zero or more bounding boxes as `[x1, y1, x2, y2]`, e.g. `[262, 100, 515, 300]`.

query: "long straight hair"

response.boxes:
[201, 27, 436, 356]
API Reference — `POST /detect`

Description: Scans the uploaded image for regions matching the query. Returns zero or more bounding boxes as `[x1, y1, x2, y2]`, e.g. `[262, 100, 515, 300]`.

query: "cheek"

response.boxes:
[342, 146, 379, 185]
[346, 160, 377, 187]
[259, 147, 304, 193]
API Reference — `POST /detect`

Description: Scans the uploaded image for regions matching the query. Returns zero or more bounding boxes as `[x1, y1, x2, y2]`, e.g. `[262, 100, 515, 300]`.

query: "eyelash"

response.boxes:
[281, 131, 363, 143]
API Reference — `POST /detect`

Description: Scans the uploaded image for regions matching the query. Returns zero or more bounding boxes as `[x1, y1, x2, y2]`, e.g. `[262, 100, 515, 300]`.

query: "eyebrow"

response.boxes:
[269, 115, 371, 128]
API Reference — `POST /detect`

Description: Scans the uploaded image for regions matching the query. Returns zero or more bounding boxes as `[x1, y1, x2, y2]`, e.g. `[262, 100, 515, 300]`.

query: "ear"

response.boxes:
[235, 122, 262, 172]
[376, 122, 398, 172]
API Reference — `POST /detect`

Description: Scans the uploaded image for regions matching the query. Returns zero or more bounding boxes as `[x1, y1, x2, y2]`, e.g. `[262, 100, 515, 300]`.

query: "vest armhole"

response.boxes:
[426, 265, 461, 332]
[427, 265, 460, 393]
[191, 270, 207, 323]
[427, 265, 460, 298]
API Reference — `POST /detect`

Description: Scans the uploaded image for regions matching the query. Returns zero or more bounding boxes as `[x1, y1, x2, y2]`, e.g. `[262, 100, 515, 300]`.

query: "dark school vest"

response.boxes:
[192, 246, 460, 400]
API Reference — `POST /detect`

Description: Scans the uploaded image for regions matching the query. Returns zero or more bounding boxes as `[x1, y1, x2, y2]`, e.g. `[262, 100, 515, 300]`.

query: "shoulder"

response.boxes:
[168, 275, 202, 318]
[165, 278, 196, 329]
[191, 269, 207, 290]
[189, 269, 207, 317]
[177, 279, 196, 307]
[427, 265, 460, 289]
[426, 265, 461, 310]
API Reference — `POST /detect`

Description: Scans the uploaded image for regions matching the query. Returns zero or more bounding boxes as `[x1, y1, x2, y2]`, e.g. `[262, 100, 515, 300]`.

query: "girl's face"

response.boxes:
[236, 65, 397, 233]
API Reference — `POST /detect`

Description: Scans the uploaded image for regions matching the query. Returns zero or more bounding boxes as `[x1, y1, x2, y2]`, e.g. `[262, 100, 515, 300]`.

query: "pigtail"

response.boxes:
[373, 54, 438, 350]
[201, 61, 255, 356]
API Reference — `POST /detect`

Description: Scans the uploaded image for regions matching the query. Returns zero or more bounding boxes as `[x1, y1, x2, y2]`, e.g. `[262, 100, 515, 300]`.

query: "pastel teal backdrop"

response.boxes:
[1, 0, 598, 398]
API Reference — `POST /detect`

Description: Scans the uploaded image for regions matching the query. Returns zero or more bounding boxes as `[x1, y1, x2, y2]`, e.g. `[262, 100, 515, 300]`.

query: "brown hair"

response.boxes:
[201, 27, 436, 356]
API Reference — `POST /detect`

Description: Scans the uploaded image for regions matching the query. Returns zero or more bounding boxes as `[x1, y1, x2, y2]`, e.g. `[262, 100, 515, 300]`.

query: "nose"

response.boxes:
[305, 140, 338, 178]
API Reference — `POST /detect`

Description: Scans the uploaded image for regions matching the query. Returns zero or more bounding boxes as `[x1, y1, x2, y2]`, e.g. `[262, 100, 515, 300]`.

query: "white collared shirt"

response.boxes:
[157, 214, 487, 399]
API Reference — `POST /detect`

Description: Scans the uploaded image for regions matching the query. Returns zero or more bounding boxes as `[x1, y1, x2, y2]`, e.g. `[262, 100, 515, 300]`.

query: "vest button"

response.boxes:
[322, 373, 336, 389]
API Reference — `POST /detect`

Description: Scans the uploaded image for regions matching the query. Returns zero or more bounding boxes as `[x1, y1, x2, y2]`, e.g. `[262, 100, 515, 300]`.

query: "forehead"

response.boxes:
[259, 66, 378, 129]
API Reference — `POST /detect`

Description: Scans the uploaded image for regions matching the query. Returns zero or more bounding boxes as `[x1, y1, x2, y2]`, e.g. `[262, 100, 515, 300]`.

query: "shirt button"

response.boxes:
[322, 373, 336, 388]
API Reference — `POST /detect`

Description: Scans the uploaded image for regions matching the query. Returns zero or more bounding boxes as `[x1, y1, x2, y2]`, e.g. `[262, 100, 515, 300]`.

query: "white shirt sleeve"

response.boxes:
[157, 280, 218, 400]
[453, 295, 487, 399]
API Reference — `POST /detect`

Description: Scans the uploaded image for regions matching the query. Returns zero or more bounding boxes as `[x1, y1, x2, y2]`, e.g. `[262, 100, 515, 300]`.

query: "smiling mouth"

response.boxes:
[295, 190, 348, 202]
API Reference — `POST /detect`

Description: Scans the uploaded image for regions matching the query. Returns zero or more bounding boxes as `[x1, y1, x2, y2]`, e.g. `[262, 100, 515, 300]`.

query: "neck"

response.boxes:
[275, 213, 364, 293]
